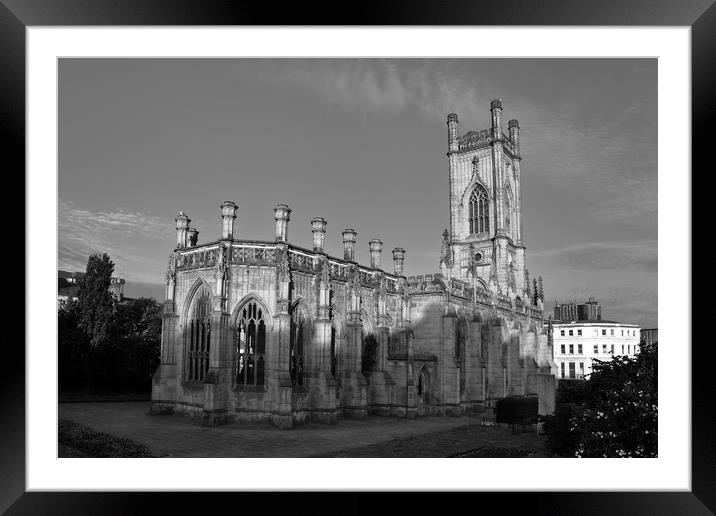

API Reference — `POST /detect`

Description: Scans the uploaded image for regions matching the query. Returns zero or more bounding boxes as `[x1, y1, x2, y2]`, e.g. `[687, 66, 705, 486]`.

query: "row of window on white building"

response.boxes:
[559, 328, 636, 337]
[558, 328, 638, 337]
[557, 343, 638, 355]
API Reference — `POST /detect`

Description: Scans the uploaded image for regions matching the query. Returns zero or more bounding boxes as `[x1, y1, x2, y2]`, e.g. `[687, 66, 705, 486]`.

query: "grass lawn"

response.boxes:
[58, 419, 154, 458]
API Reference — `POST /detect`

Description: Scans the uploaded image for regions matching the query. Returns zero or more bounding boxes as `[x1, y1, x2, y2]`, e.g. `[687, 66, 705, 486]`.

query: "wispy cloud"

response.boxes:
[255, 59, 485, 124]
[531, 240, 657, 273]
[58, 200, 175, 285]
[258, 59, 656, 227]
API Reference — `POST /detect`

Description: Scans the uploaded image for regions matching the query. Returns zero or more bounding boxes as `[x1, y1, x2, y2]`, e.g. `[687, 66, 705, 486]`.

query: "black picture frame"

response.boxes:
[4, 0, 709, 513]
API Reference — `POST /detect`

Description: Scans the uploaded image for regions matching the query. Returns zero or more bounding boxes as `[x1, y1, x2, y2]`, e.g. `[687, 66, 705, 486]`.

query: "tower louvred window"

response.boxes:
[469, 185, 489, 234]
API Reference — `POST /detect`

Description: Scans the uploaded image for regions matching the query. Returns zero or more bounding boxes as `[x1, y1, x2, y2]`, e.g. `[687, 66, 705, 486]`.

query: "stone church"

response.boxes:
[151, 99, 557, 428]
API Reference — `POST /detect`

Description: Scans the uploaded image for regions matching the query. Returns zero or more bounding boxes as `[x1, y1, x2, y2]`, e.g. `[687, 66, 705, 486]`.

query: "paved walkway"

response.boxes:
[59, 402, 543, 458]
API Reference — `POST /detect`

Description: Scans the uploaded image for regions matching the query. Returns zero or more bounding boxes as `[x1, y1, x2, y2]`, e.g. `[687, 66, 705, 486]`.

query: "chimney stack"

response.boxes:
[274, 204, 291, 243]
[175, 211, 190, 249]
[342, 229, 357, 262]
[392, 247, 406, 276]
[311, 217, 327, 252]
[220, 201, 238, 240]
[369, 239, 383, 270]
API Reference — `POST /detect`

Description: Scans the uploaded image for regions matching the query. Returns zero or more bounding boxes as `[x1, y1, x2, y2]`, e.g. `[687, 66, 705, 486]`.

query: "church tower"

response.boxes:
[443, 99, 527, 298]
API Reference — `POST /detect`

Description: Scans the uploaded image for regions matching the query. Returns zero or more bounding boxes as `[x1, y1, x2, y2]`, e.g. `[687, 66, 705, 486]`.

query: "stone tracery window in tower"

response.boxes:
[289, 304, 306, 386]
[236, 301, 266, 386]
[469, 185, 489, 234]
[186, 283, 212, 382]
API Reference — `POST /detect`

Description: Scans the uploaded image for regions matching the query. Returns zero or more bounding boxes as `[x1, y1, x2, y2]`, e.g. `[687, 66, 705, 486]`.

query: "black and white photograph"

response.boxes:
[7, 11, 706, 508]
[55, 57, 658, 460]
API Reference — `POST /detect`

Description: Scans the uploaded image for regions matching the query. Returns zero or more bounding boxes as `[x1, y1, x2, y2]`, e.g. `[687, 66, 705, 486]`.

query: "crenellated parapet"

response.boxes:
[453, 127, 517, 157]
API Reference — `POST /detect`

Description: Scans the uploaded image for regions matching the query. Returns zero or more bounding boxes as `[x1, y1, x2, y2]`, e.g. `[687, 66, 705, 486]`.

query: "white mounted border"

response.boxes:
[27, 26, 689, 491]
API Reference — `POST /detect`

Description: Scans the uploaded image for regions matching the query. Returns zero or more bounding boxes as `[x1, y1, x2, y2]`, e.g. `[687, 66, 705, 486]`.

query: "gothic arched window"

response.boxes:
[186, 284, 212, 382]
[289, 305, 307, 386]
[236, 301, 266, 386]
[469, 185, 489, 234]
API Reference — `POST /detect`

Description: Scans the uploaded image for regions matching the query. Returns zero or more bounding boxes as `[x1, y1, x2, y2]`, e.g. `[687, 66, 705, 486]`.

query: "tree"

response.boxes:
[543, 340, 658, 457]
[77, 253, 116, 348]
[109, 297, 162, 391]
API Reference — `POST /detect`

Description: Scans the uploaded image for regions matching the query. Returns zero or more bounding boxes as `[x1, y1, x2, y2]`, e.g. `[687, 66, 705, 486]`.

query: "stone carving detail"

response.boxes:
[457, 129, 491, 151]
[231, 246, 276, 264]
[179, 247, 219, 271]
[320, 255, 330, 286]
[217, 244, 229, 275]
[276, 246, 291, 283]
[166, 251, 178, 284]
[439, 229, 453, 269]
[508, 261, 517, 292]
[289, 250, 313, 271]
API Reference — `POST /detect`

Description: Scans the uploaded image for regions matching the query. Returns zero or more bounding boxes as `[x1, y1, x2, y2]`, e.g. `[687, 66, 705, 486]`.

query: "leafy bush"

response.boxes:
[543, 341, 658, 458]
[58, 254, 161, 393]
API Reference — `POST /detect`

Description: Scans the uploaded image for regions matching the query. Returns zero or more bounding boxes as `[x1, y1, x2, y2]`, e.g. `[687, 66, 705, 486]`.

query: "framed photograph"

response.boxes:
[6, 0, 709, 512]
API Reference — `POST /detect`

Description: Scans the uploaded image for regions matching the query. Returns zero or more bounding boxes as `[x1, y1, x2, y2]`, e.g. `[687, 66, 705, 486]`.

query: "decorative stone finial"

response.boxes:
[392, 247, 406, 276]
[490, 98, 503, 110]
[342, 228, 357, 262]
[369, 239, 383, 270]
[220, 201, 238, 240]
[175, 211, 191, 249]
[274, 204, 292, 242]
[311, 217, 327, 252]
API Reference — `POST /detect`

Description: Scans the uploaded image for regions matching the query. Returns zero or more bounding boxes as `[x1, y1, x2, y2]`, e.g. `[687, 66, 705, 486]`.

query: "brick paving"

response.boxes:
[58, 402, 546, 458]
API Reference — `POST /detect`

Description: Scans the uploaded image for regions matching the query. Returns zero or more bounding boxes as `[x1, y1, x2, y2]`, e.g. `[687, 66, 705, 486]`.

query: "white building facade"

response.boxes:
[551, 321, 640, 380]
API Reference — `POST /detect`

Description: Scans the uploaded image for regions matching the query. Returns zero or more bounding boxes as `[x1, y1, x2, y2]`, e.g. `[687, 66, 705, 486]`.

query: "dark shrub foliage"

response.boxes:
[543, 341, 658, 458]
[59, 254, 161, 393]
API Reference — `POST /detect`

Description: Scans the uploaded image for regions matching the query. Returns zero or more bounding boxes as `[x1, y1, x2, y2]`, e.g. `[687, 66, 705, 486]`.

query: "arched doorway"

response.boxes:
[417, 366, 430, 416]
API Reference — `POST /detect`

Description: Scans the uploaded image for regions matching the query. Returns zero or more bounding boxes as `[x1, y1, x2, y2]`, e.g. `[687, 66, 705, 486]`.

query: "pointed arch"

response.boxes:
[467, 269, 489, 291]
[459, 174, 491, 207]
[183, 278, 213, 382]
[417, 365, 430, 405]
[182, 277, 213, 325]
[229, 294, 273, 329]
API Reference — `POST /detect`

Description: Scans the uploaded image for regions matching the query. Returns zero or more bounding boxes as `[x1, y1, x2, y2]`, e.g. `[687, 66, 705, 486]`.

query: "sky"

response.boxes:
[58, 58, 657, 328]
